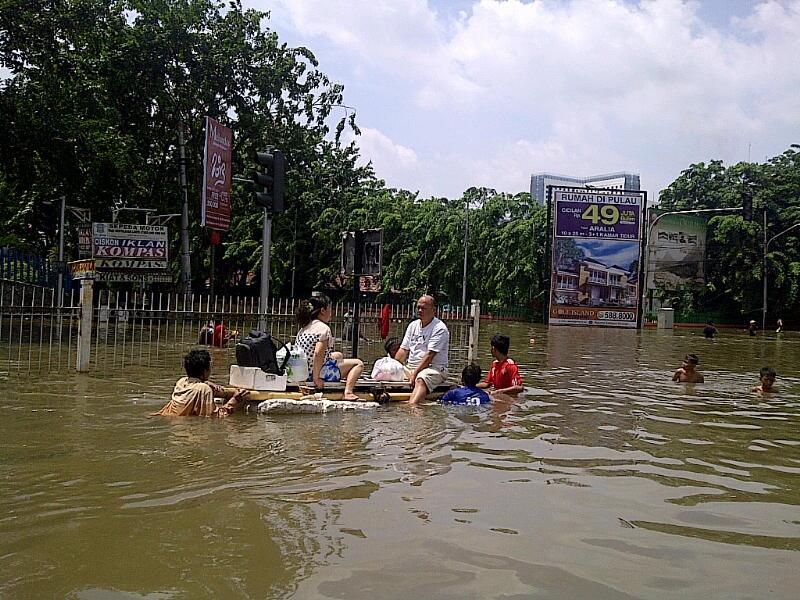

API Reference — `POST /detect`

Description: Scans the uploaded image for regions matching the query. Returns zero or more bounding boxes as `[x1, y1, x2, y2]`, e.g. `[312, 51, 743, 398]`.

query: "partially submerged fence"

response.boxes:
[0, 281, 480, 379]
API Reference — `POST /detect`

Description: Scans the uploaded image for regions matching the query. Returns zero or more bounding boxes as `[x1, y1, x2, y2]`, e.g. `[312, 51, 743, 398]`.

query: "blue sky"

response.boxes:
[574, 239, 640, 269]
[245, 2, 799, 199]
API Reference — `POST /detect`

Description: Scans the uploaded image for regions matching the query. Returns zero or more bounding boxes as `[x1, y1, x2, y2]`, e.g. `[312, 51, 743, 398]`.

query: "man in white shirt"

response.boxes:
[395, 295, 450, 404]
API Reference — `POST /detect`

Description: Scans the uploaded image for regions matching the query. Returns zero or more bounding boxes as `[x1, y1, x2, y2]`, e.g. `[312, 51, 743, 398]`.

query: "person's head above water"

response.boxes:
[461, 363, 482, 387]
[683, 354, 700, 368]
[760, 366, 777, 382]
[184, 349, 211, 379]
[490, 334, 511, 356]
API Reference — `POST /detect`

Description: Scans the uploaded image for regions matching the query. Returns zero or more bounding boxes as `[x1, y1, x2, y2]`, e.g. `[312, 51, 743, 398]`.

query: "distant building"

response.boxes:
[530, 172, 640, 205]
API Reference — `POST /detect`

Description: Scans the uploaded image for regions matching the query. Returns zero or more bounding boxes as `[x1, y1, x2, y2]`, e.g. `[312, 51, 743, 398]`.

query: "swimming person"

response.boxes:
[672, 354, 705, 383]
[440, 364, 491, 406]
[295, 294, 364, 400]
[394, 295, 450, 405]
[153, 349, 249, 417]
[748, 320, 758, 336]
[703, 321, 718, 339]
[752, 366, 777, 393]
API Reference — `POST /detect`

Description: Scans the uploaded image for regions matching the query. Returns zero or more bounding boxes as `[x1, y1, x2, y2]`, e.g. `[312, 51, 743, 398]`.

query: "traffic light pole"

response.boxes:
[259, 207, 272, 331]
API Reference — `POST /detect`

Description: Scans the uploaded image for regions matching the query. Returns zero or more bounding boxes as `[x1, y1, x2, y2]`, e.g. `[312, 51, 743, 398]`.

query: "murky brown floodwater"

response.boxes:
[1, 323, 799, 599]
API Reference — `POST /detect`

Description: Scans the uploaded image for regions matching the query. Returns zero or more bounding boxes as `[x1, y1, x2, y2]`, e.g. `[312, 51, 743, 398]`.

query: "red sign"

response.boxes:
[201, 116, 233, 231]
[210, 230, 221, 245]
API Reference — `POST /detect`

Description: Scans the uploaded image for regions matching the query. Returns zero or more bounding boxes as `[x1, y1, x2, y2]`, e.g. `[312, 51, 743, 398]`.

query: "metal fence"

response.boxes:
[0, 247, 71, 292]
[0, 283, 478, 379]
[0, 280, 80, 377]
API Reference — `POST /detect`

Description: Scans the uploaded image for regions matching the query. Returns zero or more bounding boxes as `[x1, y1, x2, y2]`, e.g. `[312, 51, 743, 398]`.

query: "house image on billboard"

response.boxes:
[554, 257, 638, 308]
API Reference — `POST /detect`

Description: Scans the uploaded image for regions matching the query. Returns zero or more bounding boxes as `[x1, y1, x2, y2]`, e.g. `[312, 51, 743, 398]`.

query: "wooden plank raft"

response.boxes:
[225, 378, 454, 403]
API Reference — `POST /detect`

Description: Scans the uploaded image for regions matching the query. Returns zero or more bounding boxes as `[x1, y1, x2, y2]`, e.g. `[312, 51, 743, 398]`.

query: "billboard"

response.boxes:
[646, 210, 706, 290]
[201, 116, 233, 231]
[549, 189, 644, 328]
[92, 223, 169, 271]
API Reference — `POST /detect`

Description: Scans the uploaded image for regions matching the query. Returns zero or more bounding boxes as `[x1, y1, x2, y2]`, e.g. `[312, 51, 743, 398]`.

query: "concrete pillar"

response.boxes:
[76, 278, 94, 372]
[468, 299, 481, 363]
[657, 307, 674, 329]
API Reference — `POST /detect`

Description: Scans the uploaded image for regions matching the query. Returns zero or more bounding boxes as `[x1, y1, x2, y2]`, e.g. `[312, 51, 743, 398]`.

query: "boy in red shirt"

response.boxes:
[478, 334, 523, 395]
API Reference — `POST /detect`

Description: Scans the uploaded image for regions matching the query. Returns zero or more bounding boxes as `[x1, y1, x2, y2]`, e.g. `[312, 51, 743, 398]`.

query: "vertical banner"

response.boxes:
[646, 209, 707, 290]
[201, 116, 232, 231]
[549, 188, 644, 328]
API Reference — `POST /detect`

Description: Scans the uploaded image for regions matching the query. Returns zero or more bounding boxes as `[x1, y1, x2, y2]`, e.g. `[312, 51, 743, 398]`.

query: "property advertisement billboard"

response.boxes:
[645, 210, 707, 290]
[201, 116, 233, 231]
[549, 189, 644, 328]
[92, 223, 169, 270]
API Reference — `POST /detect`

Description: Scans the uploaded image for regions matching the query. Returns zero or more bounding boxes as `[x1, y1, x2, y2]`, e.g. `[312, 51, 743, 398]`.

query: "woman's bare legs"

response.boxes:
[337, 358, 364, 399]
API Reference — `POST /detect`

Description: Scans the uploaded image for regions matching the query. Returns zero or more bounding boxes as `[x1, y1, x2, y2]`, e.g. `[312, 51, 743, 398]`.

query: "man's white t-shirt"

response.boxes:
[400, 316, 449, 370]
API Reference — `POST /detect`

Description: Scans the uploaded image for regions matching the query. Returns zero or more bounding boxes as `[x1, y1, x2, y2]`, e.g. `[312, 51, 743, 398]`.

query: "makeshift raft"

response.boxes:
[224, 378, 454, 404]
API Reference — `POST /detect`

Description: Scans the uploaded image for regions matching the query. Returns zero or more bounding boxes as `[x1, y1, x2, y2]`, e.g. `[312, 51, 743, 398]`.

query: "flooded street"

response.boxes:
[2, 323, 799, 599]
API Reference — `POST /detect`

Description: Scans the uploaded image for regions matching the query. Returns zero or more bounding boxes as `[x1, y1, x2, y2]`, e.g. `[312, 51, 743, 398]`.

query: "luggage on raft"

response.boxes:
[235, 330, 289, 375]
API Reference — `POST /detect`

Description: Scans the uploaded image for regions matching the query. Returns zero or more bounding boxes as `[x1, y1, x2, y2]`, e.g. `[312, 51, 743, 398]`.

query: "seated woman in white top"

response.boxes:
[295, 294, 364, 400]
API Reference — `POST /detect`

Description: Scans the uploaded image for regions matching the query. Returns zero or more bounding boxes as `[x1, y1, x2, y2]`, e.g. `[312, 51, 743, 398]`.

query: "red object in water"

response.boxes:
[380, 304, 391, 339]
[210, 230, 221, 245]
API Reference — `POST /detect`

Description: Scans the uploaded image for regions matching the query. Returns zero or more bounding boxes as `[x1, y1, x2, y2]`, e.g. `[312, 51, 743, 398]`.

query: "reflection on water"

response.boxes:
[1, 325, 799, 598]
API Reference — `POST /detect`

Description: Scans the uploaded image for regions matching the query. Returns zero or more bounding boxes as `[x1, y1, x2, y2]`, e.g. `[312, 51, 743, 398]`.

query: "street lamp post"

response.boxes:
[762, 216, 800, 332]
[643, 207, 742, 317]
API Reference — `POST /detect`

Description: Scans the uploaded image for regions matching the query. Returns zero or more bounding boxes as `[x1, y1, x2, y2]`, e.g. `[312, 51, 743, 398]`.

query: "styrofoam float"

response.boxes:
[229, 365, 288, 391]
[256, 395, 379, 414]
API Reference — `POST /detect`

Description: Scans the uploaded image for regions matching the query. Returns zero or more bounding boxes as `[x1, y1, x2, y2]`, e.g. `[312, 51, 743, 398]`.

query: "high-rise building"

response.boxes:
[530, 172, 640, 205]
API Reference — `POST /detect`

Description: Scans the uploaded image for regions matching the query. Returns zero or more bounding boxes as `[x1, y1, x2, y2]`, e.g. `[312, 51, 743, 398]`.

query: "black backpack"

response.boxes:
[235, 330, 290, 375]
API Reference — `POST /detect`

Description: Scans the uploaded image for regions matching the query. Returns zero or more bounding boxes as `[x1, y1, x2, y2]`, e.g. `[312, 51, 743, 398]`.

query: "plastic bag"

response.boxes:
[276, 343, 309, 383]
[371, 357, 406, 381]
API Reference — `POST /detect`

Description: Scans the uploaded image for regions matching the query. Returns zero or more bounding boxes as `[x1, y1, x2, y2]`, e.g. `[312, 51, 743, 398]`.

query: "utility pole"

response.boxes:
[259, 208, 272, 331]
[462, 201, 469, 307]
[762, 210, 767, 333]
[57, 195, 65, 307]
[178, 122, 192, 294]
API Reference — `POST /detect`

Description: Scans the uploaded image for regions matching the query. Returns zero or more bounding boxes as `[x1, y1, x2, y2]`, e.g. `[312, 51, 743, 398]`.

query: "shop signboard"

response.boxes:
[92, 223, 168, 270]
[78, 223, 92, 258]
[201, 116, 233, 231]
[68, 259, 96, 280]
[549, 188, 645, 328]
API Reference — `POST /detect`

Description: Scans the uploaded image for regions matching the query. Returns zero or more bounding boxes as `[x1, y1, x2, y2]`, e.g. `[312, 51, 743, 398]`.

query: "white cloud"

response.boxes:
[346, 127, 418, 187]
[254, 0, 800, 199]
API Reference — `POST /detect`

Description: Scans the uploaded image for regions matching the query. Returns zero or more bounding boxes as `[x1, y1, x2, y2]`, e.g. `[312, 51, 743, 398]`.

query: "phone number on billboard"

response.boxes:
[597, 311, 636, 321]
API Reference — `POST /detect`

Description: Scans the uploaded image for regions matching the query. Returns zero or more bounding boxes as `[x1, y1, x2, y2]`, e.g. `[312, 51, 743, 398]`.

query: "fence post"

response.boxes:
[468, 299, 480, 363]
[76, 278, 94, 372]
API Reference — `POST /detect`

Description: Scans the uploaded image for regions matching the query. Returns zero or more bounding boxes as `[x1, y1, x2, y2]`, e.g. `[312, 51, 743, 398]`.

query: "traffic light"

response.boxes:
[252, 148, 285, 213]
[742, 189, 753, 221]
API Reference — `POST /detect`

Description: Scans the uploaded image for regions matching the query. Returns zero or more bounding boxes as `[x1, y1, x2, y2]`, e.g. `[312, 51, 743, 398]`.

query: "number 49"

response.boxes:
[581, 204, 619, 225]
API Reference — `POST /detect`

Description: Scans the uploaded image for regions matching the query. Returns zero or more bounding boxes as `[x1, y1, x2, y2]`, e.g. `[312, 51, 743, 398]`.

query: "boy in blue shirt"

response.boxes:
[440, 363, 491, 406]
